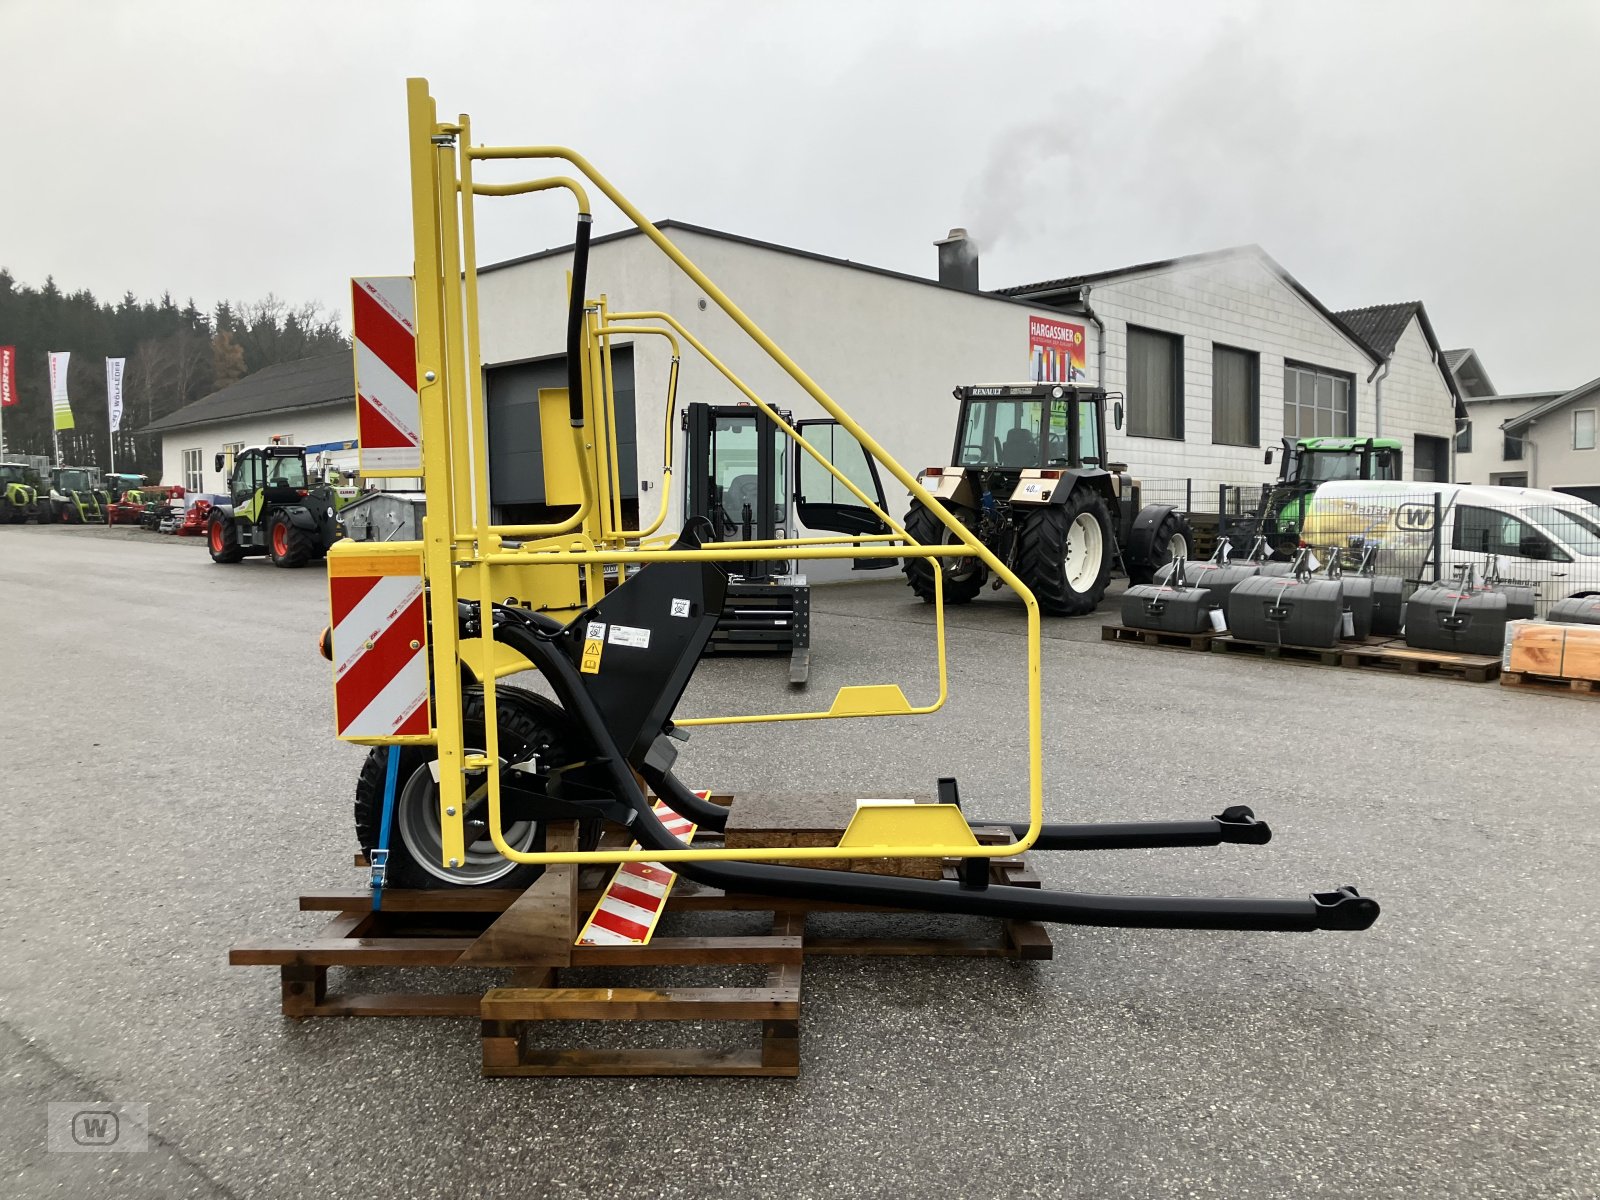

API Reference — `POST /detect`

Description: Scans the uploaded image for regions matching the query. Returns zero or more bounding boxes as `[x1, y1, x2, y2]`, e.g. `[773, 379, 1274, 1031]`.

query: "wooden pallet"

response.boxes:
[231, 821, 1051, 1077]
[482, 913, 805, 1078]
[1501, 670, 1600, 699]
[1209, 634, 1369, 667]
[1101, 623, 1219, 650]
[1339, 642, 1501, 683]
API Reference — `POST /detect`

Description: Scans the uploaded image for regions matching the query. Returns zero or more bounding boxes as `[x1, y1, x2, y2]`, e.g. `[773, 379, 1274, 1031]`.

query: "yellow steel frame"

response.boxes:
[388, 78, 1044, 871]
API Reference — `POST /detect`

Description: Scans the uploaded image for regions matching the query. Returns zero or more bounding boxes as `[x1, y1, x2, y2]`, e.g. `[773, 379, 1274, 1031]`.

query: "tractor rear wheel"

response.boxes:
[1017, 489, 1113, 616]
[1126, 509, 1197, 586]
[354, 685, 585, 890]
[902, 500, 986, 604]
[267, 512, 314, 567]
[208, 514, 245, 563]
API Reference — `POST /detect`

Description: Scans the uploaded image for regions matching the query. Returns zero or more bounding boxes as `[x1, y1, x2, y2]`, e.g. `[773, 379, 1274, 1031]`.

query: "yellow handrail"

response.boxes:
[400, 82, 1040, 870]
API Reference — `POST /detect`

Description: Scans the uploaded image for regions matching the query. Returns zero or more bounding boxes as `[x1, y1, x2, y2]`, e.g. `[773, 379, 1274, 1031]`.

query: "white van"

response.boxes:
[1300, 481, 1600, 610]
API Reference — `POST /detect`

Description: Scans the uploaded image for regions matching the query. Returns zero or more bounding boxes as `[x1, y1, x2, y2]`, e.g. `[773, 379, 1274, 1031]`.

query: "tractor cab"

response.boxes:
[221, 446, 313, 512]
[48, 466, 107, 523]
[950, 383, 1108, 487]
[0, 462, 44, 523]
[1226, 436, 1406, 558]
[1280, 436, 1404, 485]
[103, 472, 148, 502]
[683, 401, 889, 682]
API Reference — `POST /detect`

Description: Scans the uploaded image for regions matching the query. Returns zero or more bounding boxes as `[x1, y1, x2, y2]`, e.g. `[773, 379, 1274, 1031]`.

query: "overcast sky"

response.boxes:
[3, 0, 1595, 394]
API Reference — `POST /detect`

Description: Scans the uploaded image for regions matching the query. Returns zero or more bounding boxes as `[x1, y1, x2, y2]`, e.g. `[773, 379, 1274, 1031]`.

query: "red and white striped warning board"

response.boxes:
[575, 798, 704, 946]
[328, 550, 431, 741]
[351, 276, 422, 477]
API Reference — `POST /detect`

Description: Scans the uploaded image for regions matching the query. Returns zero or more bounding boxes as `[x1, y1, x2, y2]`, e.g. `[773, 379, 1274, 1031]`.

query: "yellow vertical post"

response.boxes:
[597, 296, 626, 540]
[405, 78, 467, 869]
[436, 141, 476, 543]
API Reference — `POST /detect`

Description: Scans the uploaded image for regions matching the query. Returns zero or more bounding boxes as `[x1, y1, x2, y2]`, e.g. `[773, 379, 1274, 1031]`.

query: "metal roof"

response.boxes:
[1501, 377, 1600, 433]
[143, 350, 353, 434]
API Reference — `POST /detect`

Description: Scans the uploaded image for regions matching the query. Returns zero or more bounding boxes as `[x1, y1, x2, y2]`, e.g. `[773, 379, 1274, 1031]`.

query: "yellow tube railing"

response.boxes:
[409, 87, 1038, 868]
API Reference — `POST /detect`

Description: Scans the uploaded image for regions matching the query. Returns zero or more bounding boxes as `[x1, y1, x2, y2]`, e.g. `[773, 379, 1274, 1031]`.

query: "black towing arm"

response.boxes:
[474, 557, 1379, 934]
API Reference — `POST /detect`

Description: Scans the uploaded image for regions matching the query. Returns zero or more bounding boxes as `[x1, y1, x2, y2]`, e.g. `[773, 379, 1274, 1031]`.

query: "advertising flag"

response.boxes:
[49, 351, 74, 430]
[107, 357, 126, 432]
[0, 346, 15, 408]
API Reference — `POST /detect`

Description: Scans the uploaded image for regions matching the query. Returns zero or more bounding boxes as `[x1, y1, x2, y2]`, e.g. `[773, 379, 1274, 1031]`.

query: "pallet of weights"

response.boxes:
[1405, 565, 1515, 656]
[1153, 537, 1263, 611]
[1119, 557, 1223, 634]
[1225, 548, 1345, 648]
[1476, 556, 1537, 621]
[1321, 551, 1374, 641]
[1343, 543, 1407, 636]
[1549, 595, 1600, 626]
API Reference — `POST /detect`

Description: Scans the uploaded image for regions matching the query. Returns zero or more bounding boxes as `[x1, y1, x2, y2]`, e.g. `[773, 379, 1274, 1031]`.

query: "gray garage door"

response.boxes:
[484, 349, 637, 517]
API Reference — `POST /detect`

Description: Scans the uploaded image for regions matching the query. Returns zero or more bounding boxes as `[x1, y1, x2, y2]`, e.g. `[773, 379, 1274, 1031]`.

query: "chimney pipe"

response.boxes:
[935, 228, 979, 292]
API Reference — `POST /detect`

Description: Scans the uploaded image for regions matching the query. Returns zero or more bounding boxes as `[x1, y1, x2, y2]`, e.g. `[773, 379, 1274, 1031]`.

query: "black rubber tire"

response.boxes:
[901, 500, 986, 605]
[267, 512, 315, 567]
[1126, 509, 1197, 586]
[208, 514, 245, 563]
[353, 685, 586, 890]
[1017, 490, 1114, 616]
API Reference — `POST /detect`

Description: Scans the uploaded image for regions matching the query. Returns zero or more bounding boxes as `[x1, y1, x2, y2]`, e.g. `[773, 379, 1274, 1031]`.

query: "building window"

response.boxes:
[1283, 363, 1354, 439]
[1126, 326, 1183, 440]
[1456, 420, 1472, 454]
[1211, 345, 1259, 446]
[182, 448, 203, 493]
[1504, 431, 1524, 461]
[1576, 409, 1596, 451]
[1414, 434, 1450, 483]
[223, 442, 245, 471]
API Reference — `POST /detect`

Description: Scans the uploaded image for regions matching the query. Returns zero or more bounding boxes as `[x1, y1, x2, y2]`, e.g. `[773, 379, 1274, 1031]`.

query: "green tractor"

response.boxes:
[207, 444, 343, 567]
[0, 462, 47, 523]
[1222, 436, 1404, 558]
[48, 465, 108, 523]
[901, 382, 1191, 615]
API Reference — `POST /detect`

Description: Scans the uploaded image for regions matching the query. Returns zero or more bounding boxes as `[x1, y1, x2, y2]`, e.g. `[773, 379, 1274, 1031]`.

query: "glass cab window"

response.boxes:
[959, 399, 1045, 468]
[264, 454, 309, 489]
[233, 453, 263, 498]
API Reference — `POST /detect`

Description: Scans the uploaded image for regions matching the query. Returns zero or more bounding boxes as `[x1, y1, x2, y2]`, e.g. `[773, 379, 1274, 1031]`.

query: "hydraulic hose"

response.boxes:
[488, 612, 1378, 933]
[566, 214, 593, 425]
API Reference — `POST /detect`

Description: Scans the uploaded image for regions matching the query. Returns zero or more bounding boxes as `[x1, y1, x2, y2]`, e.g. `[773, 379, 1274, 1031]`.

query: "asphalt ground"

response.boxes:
[1, 523, 1595, 1199]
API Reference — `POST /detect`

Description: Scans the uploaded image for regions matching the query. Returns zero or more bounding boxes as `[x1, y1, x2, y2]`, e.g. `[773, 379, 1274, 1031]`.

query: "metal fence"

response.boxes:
[1162, 486, 1600, 612]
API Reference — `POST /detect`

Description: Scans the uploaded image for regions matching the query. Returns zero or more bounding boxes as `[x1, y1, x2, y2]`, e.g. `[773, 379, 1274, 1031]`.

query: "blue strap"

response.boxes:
[370, 745, 402, 911]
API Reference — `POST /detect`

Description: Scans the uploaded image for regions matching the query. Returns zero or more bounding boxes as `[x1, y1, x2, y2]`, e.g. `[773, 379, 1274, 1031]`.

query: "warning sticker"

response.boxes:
[607, 624, 651, 649]
[670, 598, 691, 618]
[586, 621, 607, 640]
[580, 638, 604, 674]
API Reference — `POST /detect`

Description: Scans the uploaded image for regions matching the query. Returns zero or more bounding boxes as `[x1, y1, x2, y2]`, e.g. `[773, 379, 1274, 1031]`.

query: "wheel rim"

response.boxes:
[272, 522, 288, 556]
[395, 750, 539, 885]
[940, 518, 979, 581]
[210, 522, 224, 552]
[1166, 531, 1189, 563]
[1064, 512, 1104, 591]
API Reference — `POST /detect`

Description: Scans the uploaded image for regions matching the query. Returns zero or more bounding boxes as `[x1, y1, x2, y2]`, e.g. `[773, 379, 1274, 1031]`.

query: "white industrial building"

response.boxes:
[148, 223, 1466, 526]
[474, 223, 1463, 536]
